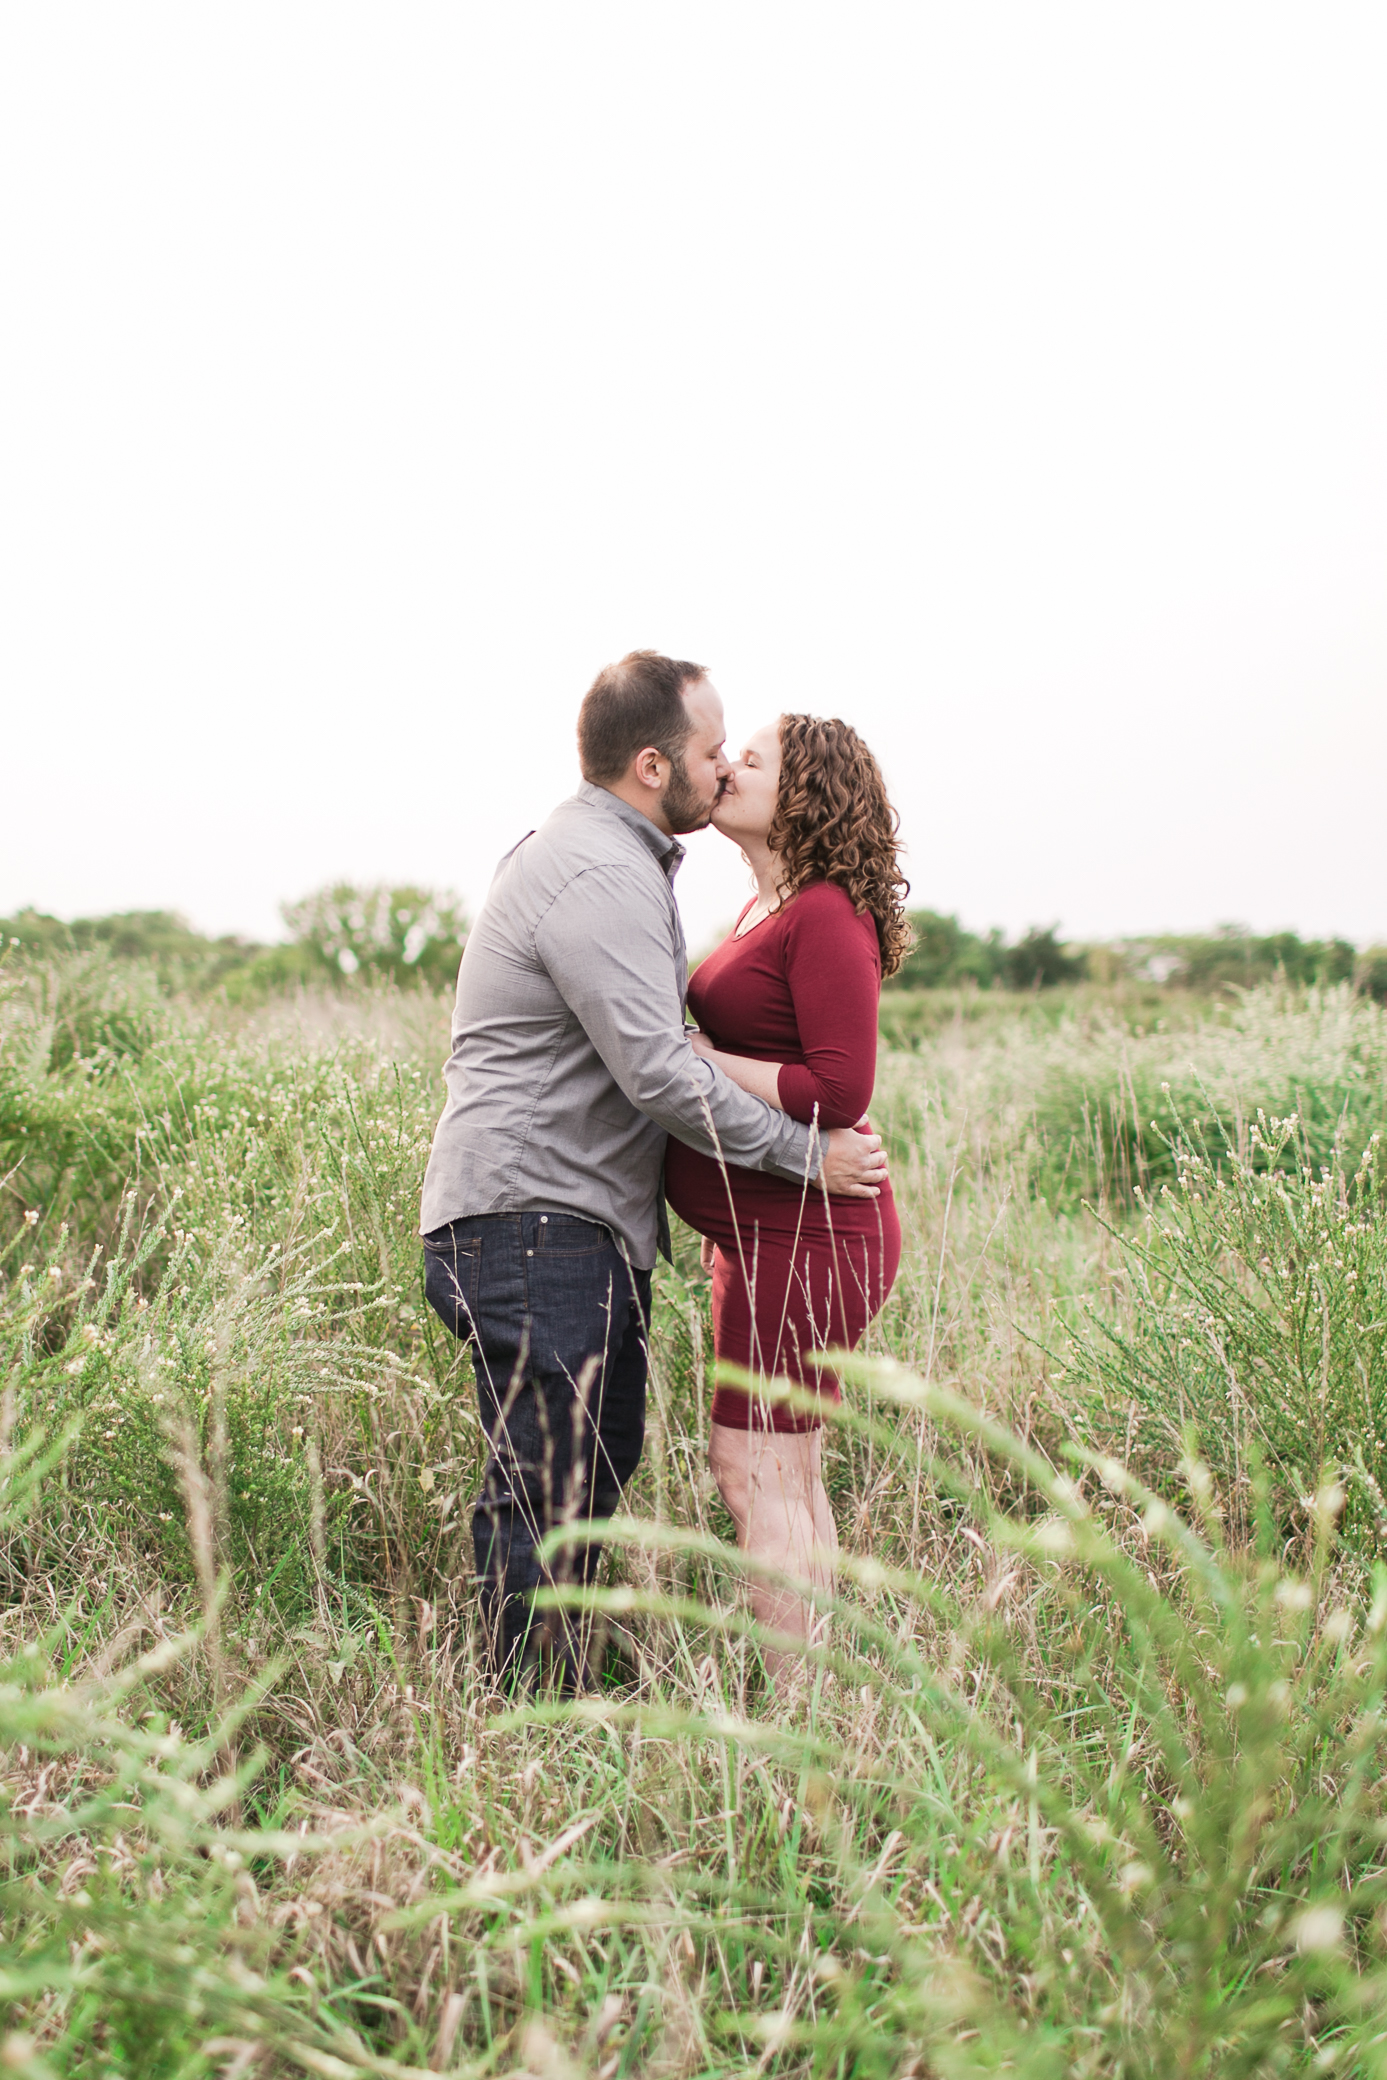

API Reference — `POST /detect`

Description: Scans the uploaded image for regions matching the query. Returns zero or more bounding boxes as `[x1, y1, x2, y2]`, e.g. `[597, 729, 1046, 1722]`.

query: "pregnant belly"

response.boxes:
[665, 1136, 896, 1245]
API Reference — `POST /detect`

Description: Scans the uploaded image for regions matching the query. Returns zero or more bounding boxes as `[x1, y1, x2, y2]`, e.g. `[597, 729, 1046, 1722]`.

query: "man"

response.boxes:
[420, 650, 888, 1684]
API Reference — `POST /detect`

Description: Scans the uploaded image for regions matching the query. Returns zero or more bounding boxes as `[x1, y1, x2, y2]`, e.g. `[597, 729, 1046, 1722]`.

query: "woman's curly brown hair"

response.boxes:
[768, 714, 912, 978]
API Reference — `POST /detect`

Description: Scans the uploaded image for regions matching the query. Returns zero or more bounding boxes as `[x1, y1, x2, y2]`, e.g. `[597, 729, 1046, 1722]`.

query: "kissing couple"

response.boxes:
[420, 650, 910, 1692]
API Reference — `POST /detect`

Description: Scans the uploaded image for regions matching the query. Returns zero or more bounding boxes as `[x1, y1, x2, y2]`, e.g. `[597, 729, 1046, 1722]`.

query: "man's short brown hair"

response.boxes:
[576, 650, 707, 786]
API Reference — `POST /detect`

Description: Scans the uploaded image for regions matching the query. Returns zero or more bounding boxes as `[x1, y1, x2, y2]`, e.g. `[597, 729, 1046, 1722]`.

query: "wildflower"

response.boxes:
[1274, 1579, 1314, 1611]
[1293, 1905, 1343, 1954]
[23, 1209, 38, 1227]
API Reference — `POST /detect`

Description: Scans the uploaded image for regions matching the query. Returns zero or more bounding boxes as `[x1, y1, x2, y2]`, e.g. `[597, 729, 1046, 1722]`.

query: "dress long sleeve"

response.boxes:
[773, 882, 883, 1128]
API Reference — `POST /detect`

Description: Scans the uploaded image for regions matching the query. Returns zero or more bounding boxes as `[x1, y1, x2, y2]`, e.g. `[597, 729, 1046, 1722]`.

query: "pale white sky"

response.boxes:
[3, 4, 1385, 952]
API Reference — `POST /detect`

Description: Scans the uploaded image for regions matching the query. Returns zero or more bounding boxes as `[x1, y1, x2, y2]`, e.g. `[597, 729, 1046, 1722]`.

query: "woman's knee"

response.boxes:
[713, 1425, 820, 1523]
[708, 1423, 752, 1517]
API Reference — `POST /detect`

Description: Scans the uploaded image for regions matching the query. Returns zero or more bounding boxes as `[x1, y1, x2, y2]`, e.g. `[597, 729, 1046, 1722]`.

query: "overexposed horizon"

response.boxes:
[3, 5, 1385, 956]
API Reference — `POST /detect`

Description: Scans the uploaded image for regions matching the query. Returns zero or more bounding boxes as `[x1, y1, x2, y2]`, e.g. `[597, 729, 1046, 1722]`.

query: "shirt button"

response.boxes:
[540, 1215, 548, 1223]
[527, 1248, 534, 1256]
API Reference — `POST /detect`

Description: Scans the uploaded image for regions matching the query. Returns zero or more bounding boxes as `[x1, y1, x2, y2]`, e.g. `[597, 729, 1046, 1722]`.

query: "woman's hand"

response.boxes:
[700, 1236, 716, 1275]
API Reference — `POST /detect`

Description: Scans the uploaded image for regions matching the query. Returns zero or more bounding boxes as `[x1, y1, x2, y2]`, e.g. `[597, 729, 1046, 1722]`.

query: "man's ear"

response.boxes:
[631, 746, 666, 793]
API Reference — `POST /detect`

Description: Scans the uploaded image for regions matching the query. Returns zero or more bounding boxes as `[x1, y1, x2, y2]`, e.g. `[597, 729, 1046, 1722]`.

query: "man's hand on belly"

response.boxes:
[821, 1117, 889, 1198]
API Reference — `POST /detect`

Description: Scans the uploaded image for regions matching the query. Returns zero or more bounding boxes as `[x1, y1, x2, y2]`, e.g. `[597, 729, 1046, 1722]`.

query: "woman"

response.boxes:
[665, 713, 909, 1682]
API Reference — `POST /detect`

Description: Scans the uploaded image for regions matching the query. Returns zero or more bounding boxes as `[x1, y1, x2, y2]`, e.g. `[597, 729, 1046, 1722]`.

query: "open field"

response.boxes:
[6, 954, 1387, 2075]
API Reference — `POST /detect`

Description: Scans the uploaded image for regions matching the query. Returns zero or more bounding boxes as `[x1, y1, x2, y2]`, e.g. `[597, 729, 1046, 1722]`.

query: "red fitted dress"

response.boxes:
[665, 880, 901, 1432]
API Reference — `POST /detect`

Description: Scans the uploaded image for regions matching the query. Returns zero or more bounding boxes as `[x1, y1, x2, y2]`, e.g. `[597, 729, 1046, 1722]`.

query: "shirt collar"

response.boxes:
[576, 779, 686, 882]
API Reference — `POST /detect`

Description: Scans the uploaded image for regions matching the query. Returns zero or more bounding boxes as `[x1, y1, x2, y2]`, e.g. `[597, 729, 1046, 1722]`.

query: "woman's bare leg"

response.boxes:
[708, 1422, 836, 1684]
[804, 1428, 840, 1580]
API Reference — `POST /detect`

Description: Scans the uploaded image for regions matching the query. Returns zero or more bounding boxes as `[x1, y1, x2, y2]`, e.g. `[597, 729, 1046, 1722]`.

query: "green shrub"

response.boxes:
[1064, 1116, 1387, 1554]
[961, 984, 1387, 1211]
[1358, 947, 1387, 1005]
[280, 884, 468, 992]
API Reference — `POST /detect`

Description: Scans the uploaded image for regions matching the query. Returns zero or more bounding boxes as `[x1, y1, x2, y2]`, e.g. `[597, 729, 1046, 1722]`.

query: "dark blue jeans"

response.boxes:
[423, 1211, 650, 1685]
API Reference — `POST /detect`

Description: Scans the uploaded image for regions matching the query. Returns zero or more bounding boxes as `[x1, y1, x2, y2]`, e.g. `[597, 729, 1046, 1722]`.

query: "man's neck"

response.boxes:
[596, 776, 674, 838]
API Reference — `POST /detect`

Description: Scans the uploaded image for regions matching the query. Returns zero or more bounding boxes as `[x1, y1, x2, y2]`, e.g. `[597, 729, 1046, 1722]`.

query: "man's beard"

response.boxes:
[662, 749, 719, 835]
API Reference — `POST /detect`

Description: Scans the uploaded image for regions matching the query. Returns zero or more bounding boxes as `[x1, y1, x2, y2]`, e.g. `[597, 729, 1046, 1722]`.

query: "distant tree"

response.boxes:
[887, 913, 1086, 992]
[0, 908, 259, 985]
[889, 911, 1004, 990]
[1247, 931, 1354, 986]
[2, 891, 471, 998]
[1136, 928, 1360, 994]
[0, 908, 72, 959]
[1002, 927, 1086, 991]
[1357, 948, 1387, 1004]
[280, 884, 468, 991]
[1303, 937, 1357, 985]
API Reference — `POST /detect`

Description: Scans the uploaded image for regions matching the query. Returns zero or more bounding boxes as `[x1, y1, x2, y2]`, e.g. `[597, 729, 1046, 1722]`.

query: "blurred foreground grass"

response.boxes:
[6, 951, 1387, 2074]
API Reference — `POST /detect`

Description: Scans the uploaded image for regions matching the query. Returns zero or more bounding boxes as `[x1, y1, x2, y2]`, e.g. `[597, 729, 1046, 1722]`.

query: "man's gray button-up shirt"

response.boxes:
[419, 781, 821, 1270]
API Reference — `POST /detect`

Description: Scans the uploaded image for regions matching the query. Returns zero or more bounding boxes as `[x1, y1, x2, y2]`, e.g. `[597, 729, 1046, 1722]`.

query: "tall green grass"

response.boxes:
[522, 1367, 1387, 2076]
[5, 954, 1387, 2073]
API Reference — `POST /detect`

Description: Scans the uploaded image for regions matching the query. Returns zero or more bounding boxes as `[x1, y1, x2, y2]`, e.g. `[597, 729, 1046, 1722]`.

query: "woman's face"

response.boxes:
[711, 721, 782, 848]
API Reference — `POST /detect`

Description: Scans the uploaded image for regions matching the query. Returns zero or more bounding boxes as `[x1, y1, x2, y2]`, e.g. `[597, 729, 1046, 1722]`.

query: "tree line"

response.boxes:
[0, 886, 470, 997]
[4, 893, 1385, 1002]
[889, 913, 1387, 997]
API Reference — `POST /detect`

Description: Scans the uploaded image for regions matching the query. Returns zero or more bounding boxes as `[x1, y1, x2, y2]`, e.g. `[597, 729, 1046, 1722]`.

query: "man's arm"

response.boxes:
[534, 865, 819, 1184]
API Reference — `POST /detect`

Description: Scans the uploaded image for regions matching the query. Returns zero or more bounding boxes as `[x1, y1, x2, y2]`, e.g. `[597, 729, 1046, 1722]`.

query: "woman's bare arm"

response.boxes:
[688, 1030, 785, 1111]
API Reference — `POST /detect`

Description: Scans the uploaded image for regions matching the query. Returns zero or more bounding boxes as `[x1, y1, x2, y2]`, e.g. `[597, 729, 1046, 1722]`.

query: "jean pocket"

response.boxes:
[423, 1232, 482, 1340]
[533, 1214, 612, 1257]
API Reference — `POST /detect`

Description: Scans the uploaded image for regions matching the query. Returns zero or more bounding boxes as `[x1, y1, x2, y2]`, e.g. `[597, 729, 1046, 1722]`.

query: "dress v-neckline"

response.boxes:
[734, 898, 782, 941]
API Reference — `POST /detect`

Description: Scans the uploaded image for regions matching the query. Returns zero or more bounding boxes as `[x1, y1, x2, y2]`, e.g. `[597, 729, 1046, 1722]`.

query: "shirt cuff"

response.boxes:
[761, 1112, 823, 1186]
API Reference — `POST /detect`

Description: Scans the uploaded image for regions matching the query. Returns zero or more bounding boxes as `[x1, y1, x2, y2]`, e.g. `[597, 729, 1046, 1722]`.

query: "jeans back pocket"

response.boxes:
[423, 1229, 483, 1340]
